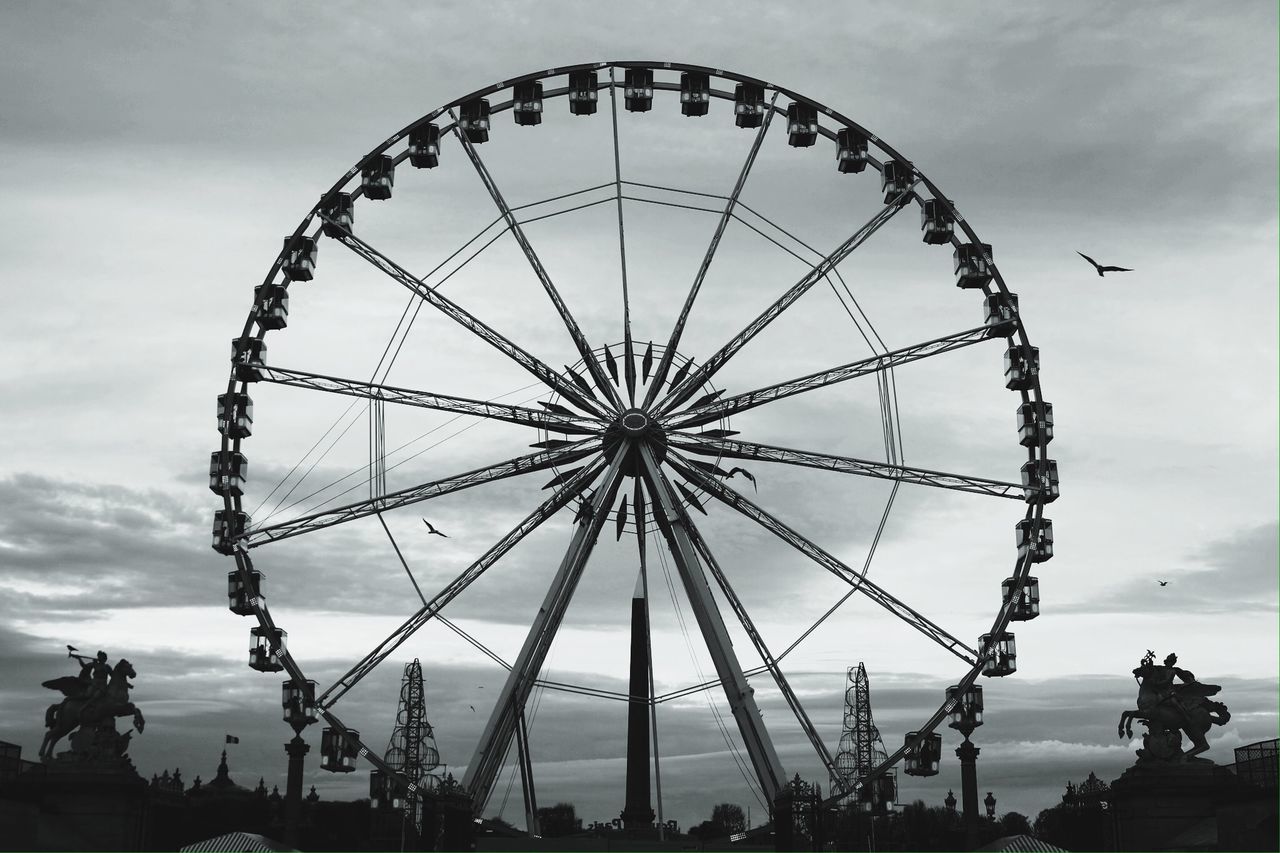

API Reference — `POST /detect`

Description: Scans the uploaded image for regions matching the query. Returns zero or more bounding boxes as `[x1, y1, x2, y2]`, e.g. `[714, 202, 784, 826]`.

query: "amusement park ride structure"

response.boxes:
[211, 61, 1057, 824]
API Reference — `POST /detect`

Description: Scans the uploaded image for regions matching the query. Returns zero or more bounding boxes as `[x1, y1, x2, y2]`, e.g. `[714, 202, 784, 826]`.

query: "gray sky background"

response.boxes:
[1, 0, 1276, 831]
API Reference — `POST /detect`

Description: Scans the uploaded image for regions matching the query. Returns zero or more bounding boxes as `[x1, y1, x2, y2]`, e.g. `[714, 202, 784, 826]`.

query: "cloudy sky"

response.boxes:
[1, 0, 1276, 831]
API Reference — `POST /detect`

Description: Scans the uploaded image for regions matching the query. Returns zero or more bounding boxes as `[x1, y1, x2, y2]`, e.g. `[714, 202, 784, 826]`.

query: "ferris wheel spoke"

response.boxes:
[257, 365, 601, 435]
[654, 189, 916, 417]
[322, 218, 610, 418]
[668, 434, 1024, 500]
[315, 458, 610, 709]
[642, 92, 780, 412]
[666, 323, 998, 430]
[638, 444, 787, 803]
[607, 68, 638, 406]
[463, 452, 630, 810]
[667, 452, 979, 664]
[677, 502, 848, 796]
[450, 120, 624, 413]
[244, 439, 601, 548]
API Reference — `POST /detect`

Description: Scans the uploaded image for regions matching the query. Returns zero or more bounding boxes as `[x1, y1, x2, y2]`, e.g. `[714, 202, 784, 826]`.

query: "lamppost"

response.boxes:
[946, 684, 984, 850]
[281, 679, 318, 847]
[984, 791, 997, 820]
[944, 790, 957, 813]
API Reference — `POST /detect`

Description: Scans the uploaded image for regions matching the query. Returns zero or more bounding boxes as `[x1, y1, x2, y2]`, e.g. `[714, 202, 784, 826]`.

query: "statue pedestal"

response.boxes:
[1109, 759, 1253, 851]
[34, 760, 149, 851]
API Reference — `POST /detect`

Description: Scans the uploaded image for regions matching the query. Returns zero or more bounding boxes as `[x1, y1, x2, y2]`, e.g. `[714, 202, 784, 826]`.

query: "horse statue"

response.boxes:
[39, 657, 146, 761]
[1117, 651, 1230, 761]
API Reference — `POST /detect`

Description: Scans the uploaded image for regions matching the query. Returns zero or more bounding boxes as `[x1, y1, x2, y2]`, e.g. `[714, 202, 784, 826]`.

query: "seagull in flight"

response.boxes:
[1077, 251, 1133, 277]
[1157, 580, 1168, 587]
[421, 519, 448, 538]
[469, 705, 476, 713]
[726, 467, 757, 491]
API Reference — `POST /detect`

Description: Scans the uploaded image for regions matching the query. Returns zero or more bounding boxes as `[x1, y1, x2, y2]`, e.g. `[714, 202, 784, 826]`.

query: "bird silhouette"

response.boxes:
[726, 467, 757, 491]
[469, 705, 476, 713]
[1077, 251, 1133, 277]
[421, 519, 448, 537]
[1157, 580, 1168, 587]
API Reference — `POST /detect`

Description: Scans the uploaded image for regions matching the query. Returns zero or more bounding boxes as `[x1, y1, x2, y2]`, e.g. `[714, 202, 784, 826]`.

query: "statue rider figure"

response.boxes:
[1136, 652, 1196, 719]
[76, 651, 111, 706]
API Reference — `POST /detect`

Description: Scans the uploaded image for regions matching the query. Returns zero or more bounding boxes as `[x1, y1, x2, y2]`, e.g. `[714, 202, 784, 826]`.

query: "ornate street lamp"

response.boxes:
[984, 791, 997, 819]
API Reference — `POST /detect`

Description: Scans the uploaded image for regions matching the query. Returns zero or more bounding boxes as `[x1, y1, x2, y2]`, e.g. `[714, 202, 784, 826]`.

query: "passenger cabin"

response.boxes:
[249, 626, 286, 672]
[881, 159, 914, 205]
[680, 71, 710, 116]
[980, 632, 1017, 677]
[459, 98, 490, 143]
[212, 509, 249, 555]
[320, 728, 360, 772]
[903, 731, 943, 776]
[954, 243, 993, 289]
[983, 292, 1019, 336]
[209, 450, 247, 497]
[361, 155, 395, 200]
[624, 68, 653, 112]
[227, 567, 264, 616]
[1004, 344, 1039, 390]
[1016, 518, 1054, 563]
[281, 236, 317, 281]
[281, 679, 317, 727]
[946, 684, 983, 730]
[512, 81, 543, 125]
[231, 338, 267, 382]
[254, 283, 288, 331]
[321, 193, 354, 238]
[568, 70, 598, 115]
[733, 82, 765, 128]
[1003, 575, 1040, 621]
[217, 392, 253, 438]
[920, 198, 955, 245]
[1018, 401, 1054, 447]
[786, 102, 818, 147]
[408, 123, 440, 168]
[836, 127, 868, 173]
[1021, 458, 1060, 504]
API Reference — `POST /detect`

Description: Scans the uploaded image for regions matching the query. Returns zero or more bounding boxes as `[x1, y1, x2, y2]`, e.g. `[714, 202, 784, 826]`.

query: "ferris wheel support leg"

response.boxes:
[636, 444, 787, 804]
[461, 453, 629, 813]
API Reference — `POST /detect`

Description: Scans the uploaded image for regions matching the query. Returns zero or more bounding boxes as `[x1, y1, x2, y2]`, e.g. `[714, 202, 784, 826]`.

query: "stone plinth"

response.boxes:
[34, 760, 149, 851]
[1109, 758, 1254, 851]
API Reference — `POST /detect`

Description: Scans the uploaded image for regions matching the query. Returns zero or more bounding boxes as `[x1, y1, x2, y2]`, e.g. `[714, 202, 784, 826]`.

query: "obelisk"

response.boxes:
[620, 571, 655, 830]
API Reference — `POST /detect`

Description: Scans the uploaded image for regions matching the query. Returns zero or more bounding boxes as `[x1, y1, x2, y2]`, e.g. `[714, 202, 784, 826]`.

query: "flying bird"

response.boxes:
[726, 467, 757, 491]
[1157, 580, 1168, 587]
[1077, 251, 1133, 277]
[421, 519, 448, 538]
[469, 705, 476, 713]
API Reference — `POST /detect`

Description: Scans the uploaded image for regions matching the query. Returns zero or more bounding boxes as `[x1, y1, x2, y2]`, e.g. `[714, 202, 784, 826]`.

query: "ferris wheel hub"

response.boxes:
[618, 409, 651, 436]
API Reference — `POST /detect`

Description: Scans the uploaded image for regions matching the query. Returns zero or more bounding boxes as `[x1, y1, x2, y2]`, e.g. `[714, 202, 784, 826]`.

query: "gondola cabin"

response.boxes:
[281, 678, 317, 727]
[1017, 401, 1054, 447]
[212, 509, 249, 555]
[227, 567, 264, 616]
[512, 81, 543, 125]
[254, 283, 289, 331]
[231, 337, 266, 382]
[361, 155, 395, 200]
[209, 451, 247, 496]
[903, 731, 943, 776]
[281, 236, 317, 281]
[321, 193, 354, 238]
[320, 727, 360, 772]
[786, 102, 818, 147]
[984, 292, 1019, 336]
[946, 684, 984, 730]
[624, 68, 653, 112]
[217, 392, 253, 438]
[954, 243, 993, 289]
[1004, 344, 1039, 390]
[568, 70, 598, 115]
[1021, 458, 1060, 504]
[881, 159, 914, 205]
[980, 632, 1017, 677]
[1002, 575, 1040, 621]
[733, 82, 765, 128]
[249, 625, 286, 672]
[836, 127, 868, 173]
[680, 71, 709, 116]
[920, 198, 955, 245]
[1016, 518, 1054, 563]
[408, 123, 440, 168]
[459, 98, 490, 143]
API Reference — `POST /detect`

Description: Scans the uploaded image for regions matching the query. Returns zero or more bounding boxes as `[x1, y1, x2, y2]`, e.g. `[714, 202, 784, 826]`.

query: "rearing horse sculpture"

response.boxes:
[1118, 651, 1229, 760]
[40, 658, 146, 760]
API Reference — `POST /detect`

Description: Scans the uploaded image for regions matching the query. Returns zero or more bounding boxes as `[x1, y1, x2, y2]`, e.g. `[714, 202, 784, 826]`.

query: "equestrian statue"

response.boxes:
[1118, 650, 1230, 762]
[39, 647, 146, 763]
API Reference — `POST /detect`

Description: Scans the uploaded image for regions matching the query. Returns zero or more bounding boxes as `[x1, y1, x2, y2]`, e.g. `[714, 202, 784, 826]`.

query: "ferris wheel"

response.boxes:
[212, 61, 1057, 817]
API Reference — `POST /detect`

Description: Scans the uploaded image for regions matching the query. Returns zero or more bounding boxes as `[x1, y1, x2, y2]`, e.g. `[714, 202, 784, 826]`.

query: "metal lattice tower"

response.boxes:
[832, 663, 896, 809]
[382, 658, 443, 827]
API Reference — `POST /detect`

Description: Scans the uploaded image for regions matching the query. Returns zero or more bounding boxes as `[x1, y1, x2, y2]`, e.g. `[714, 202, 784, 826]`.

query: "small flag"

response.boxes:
[226, 734, 240, 744]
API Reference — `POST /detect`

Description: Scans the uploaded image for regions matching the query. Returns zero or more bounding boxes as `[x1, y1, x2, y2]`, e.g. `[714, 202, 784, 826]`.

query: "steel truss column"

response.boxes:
[462, 453, 629, 811]
[636, 444, 786, 803]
